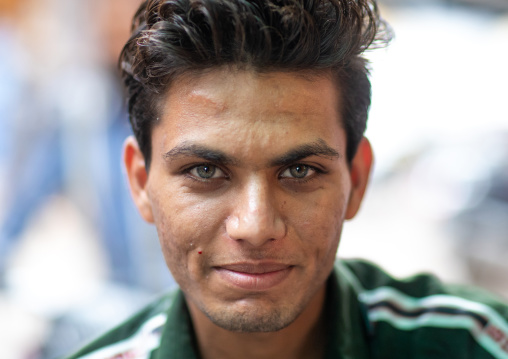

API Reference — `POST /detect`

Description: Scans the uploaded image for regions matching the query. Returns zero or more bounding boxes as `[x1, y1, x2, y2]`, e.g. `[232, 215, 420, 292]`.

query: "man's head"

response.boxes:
[120, 0, 390, 169]
[122, 0, 389, 335]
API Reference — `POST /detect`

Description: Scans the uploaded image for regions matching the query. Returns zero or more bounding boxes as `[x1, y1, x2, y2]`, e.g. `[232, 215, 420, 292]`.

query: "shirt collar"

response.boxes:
[323, 260, 372, 359]
[156, 290, 200, 359]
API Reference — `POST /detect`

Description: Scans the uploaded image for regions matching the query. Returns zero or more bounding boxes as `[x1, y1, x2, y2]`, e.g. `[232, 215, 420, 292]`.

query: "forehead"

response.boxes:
[165, 69, 339, 118]
[153, 68, 345, 159]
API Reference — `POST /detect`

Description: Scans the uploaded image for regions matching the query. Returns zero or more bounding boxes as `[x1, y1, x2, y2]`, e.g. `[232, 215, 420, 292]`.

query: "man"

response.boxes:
[68, 0, 508, 358]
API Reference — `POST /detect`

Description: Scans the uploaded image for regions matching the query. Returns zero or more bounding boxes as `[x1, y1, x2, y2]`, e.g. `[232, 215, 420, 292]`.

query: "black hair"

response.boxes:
[120, 0, 391, 169]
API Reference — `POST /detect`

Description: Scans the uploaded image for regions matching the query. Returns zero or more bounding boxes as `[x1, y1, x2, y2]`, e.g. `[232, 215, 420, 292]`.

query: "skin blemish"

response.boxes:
[198, 251, 203, 254]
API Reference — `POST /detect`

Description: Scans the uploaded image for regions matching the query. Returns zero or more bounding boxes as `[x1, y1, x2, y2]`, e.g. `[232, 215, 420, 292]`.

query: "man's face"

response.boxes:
[125, 69, 371, 332]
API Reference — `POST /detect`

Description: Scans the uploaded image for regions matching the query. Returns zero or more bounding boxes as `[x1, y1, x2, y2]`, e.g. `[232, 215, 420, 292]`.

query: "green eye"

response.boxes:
[290, 165, 309, 178]
[191, 165, 219, 179]
[281, 164, 313, 179]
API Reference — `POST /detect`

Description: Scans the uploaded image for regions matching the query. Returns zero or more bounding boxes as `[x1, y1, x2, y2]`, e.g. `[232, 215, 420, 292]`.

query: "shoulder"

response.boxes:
[65, 291, 178, 359]
[339, 258, 508, 359]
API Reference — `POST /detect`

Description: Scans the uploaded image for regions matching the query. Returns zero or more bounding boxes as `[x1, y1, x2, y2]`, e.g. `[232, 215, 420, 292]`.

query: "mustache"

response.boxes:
[205, 248, 302, 265]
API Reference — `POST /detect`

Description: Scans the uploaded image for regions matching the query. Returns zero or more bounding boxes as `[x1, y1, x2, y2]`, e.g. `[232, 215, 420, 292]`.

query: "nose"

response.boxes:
[226, 177, 286, 247]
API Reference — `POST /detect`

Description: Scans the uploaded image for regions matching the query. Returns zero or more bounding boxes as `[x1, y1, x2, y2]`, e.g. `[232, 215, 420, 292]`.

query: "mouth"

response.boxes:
[214, 262, 294, 291]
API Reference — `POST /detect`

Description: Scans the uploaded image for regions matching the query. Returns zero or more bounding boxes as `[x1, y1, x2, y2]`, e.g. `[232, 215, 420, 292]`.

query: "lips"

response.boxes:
[214, 262, 293, 291]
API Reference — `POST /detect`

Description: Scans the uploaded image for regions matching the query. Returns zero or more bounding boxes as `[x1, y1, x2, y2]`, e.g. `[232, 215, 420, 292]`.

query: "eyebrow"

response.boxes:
[163, 143, 240, 166]
[269, 139, 341, 167]
[163, 139, 341, 167]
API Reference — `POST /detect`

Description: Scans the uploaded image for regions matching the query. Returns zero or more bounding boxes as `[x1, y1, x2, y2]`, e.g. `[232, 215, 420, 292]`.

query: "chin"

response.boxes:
[205, 306, 299, 333]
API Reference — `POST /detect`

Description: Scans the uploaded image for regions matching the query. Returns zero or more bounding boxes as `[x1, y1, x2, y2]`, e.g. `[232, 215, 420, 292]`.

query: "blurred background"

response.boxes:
[0, 0, 507, 357]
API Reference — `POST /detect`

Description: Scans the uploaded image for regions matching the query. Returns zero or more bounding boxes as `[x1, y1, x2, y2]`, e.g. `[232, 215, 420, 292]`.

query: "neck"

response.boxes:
[187, 285, 327, 359]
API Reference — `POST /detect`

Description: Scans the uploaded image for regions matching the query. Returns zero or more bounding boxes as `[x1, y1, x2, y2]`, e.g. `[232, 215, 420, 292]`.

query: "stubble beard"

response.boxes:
[189, 264, 332, 333]
[201, 301, 306, 333]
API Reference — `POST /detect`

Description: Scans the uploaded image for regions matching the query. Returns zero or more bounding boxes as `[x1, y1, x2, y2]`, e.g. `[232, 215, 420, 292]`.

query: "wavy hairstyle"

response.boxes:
[120, 0, 391, 169]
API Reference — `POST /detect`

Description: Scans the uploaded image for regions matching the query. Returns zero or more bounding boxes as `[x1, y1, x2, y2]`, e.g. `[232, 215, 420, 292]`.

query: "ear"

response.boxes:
[345, 137, 373, 220]
[123, 136, 154, 223]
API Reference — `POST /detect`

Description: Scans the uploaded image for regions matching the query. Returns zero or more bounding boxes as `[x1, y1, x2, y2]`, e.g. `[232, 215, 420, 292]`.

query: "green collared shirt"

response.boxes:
[66, 259, 508, 359]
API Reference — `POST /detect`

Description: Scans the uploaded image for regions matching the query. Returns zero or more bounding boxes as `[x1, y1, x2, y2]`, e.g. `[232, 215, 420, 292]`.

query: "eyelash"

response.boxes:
[279, 164, 325, 183]
[181, 163, 229, 182]
[181, 163, 325, 183]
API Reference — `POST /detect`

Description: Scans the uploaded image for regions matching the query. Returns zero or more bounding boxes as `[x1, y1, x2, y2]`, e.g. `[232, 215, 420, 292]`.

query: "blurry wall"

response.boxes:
[341, 2, 508, 298]
[1, 1, 173, 358]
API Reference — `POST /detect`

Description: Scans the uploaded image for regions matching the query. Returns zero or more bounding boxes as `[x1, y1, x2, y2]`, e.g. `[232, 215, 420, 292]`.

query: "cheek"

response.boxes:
[149, 189, 227, 277]
[287, 186, 349, 256]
